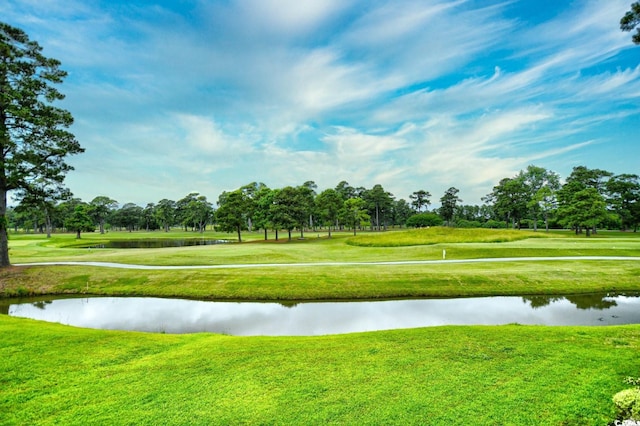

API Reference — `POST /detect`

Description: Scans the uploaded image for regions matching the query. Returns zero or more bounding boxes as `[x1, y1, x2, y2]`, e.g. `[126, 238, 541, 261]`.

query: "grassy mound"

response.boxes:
[347, 227, 550, 247]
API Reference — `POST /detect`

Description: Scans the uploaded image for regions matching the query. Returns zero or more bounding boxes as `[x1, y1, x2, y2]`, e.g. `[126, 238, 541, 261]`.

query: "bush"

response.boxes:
[406, 213, 443, 228]
[613, 388, 640, 421]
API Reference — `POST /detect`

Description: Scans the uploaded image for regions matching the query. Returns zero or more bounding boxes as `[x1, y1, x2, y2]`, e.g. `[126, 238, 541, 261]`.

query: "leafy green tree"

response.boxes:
[409, 190, 431, 212]
[520, 165, 560, 231]
[439, 187, 462, 226]
[485, 177, 529, 229]
[0, 23, 84, 266]
[154, 199, 176, 232]
[89, 196, 118, 234]
[341, 197, 370, 236]
[557, 166, 612, 234]
[363, 184, 393, 231]
[606, 174, 640, 231]
[621, 2, 640, 44]
[335, 181, 356, 200]
[14, 178, 71, 237]
[557, 188, 608, 236]
[252, 186, 275, 240]
[65, 205, 94, 239]
[112, 203, 143, 232]
[216, 189, 248, 242]
[270, 186, 301, 241]
[315, 188, 342, 237]
[392, 199, 414, 227]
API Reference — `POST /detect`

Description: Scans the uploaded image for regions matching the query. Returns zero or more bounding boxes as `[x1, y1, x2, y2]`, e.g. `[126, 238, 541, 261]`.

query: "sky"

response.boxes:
[3, 0, 640, 207]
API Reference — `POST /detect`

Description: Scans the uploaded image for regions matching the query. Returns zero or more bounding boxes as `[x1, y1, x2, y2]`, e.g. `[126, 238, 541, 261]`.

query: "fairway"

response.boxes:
[2, 228, 640, 425]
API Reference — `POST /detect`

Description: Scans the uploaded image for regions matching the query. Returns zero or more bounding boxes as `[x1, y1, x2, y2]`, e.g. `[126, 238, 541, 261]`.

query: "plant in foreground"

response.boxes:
[613, 376, 640, 423]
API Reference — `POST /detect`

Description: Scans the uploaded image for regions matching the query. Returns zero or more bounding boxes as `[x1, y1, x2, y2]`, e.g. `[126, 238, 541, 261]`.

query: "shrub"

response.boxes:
[406, 213, 443, 228]
[613, 388, 640, 421]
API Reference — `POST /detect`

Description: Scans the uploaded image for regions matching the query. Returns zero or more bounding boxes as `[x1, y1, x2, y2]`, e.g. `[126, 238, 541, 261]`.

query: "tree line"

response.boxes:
[8, 164, 640, 240]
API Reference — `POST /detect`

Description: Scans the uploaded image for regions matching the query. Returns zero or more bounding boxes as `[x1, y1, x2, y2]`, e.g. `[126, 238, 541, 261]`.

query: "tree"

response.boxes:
[409, 190, 431, 212]
[252, 185, 275, 240]
[216, 189, 248, 242]
[485, 176, 529, 229]
[363, 184, 393, 231]
[89, 196, 118, 234]
[270, 186, 301, 241]
[65, 204, 94, 239]
[557, 188, 608, 237]
[315, 188, 342, 237]
[606, 174, 640, 231]
[14, 178, 71, 237]
[557, 166, 612, 234]
[621, 2, 640, 44]
[520, 165, 560, 231]
[0, 23, 84, 266]
[439, 187, 462, 226]
[341, 197, 369, 235]
[154, 199, 176, 232]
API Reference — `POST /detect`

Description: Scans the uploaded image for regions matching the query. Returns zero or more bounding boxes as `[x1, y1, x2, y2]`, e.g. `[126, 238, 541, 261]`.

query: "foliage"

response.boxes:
[0, 22, 84, 266]
[215, 189, 248, 242]
[439, 187, 462, 226]
[64, 205, 94, 238]
[406, 212, 443, 228]
[613, 388, 640, 421]
[621, 2, 640, 44]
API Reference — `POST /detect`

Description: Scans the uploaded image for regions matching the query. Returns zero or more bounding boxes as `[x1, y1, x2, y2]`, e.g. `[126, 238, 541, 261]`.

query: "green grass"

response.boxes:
[1, 316, 638, 425]
[2, 227, 640, 424]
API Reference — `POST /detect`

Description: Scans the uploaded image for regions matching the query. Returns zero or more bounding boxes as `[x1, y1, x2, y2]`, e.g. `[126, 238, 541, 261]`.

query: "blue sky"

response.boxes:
[3, 0, 639, 207]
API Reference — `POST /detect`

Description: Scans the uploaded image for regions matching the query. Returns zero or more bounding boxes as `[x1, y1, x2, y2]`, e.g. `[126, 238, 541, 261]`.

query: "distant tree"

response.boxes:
[621, 2, 640, 44]
[557, 166, 612, 234]
[409, 190, 431, 212]
[112, 203, 143, 232]
[142, 203, 160, 231]
[392, 199, 414, 227]
[252, 186, 276, 240]
[14, 179, 71, 237]
[271, 186, 301, 241]
[557, 188, 608, 236]
[154, 199, 176, 232]
[485, 176, 529, 229]
[439, 187, 462, 226]
[315, 188, 342, 237]
[89, 196, 118, 234]
[65, 205, 94, 239]
[520, 165, 560, 231]
[606, 174, 640, 231]
[341, 198, 370, 235]
[216, 189, 248, 242]
[363, 184, 394, 231]
[0, 23, 84, 266]
[335, 181, 356, 200]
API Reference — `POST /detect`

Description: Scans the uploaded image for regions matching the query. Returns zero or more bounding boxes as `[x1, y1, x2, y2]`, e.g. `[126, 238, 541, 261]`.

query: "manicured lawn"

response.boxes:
[1, 227, 639, 424]
[1, 316, 638, 425]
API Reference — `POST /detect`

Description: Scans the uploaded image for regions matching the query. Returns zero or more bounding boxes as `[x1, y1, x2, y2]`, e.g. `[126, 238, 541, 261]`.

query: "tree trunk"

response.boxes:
[0, 187, 10, 267]
[236, 225, 242, 243]
[288, 229, 292, 241]
[76, 229, 81, 239]
[264, 228, 267, 240]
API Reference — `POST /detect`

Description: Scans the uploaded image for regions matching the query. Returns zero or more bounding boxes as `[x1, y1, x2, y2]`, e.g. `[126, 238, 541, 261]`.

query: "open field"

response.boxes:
[2, 228, 640, 424]
[2, 228, 640, 300]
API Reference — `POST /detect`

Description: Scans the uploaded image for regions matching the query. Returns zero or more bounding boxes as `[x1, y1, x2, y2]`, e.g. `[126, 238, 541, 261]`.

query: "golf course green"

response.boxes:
[1, 227, 639, 424]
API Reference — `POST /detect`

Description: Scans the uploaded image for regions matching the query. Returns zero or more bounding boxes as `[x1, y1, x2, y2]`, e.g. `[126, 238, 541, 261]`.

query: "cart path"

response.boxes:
[15, 256, 640, 270]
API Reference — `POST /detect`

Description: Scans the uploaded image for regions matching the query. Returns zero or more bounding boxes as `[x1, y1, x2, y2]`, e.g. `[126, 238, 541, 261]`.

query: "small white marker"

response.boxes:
[443, 249, 446, 260]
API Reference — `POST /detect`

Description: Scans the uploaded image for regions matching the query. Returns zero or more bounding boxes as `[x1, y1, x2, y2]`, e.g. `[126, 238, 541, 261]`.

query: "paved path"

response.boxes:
[15, 256, 640, 270]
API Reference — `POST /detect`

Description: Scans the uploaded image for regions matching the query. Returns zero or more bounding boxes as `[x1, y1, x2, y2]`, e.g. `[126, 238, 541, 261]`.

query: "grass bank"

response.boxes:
[1, 316, 638, 425]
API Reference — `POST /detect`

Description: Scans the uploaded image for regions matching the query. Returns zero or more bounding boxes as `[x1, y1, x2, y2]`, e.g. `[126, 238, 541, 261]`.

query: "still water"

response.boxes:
[4, 293, 640, 336]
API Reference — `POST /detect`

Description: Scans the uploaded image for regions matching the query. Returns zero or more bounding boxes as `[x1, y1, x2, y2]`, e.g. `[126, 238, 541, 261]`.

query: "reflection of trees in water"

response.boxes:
[32, 300, 53, 310]
[278, 302, 299, 308]
[522, 294, 617, 310]
[0, 303, 9, 315]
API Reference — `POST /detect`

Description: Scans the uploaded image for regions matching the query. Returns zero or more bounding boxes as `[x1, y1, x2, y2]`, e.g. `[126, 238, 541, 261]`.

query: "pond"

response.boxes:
[81, 238, 234, 249]
[3, 293, 640, 336]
